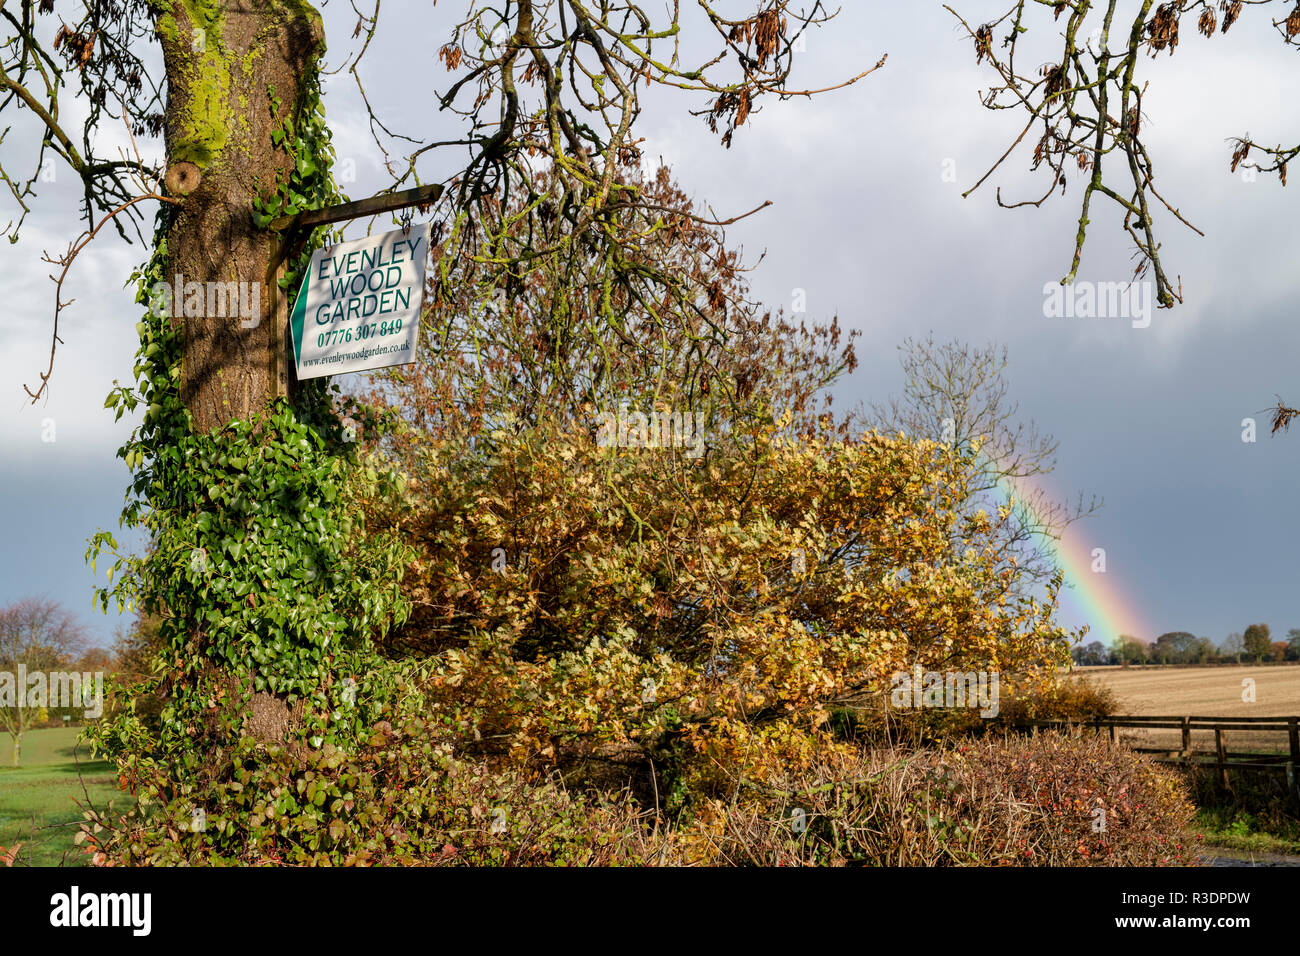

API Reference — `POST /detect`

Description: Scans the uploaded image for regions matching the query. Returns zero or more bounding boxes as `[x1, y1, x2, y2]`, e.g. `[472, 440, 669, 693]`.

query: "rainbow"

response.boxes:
[989, 469, 1151, 647]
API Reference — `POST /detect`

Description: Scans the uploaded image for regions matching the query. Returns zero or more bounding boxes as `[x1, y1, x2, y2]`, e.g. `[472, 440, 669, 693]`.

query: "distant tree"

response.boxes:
[110, 614, 165, 726]
[1113, 635, 1147, 666]
[1154, 634, 1190, 665]
[1287, 629, 1300, 662]
[0, 598, 87, 766]
[40, 646, 115, 727]
[1270, 642, 1289, 662]
[1194, 637, 1218, 665]
[1072, 640, 1111, 666]
[74, 648, 113, 672]
[110, 614, 163, 684]
[1151, 632, 1199, 665]
[1243, 624, 1273, 662]
[1221, 633, 1245, 664]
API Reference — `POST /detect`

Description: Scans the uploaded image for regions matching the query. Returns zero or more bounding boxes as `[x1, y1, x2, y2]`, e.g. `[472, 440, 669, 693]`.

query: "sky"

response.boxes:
[2, 2, 1299, 649]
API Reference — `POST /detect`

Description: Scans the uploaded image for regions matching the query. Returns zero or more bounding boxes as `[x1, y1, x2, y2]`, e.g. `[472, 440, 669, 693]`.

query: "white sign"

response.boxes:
[290, 223, 430, 379]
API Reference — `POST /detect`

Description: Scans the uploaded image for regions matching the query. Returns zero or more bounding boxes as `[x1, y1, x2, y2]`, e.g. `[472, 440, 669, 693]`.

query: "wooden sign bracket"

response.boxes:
[265, 183, 444, 398]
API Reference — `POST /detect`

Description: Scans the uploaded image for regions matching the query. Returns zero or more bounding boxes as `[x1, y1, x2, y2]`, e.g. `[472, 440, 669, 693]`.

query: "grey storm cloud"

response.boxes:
[2, 2, 1298, 645]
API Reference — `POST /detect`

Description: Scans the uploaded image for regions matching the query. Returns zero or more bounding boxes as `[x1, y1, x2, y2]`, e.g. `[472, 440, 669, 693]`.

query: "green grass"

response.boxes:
[0, 725, 130, 867]
[1194, 806, 1300, 856]
[1179, 766, 1300, 858]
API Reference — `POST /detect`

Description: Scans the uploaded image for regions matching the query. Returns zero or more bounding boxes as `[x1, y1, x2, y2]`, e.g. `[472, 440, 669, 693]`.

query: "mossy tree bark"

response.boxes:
[156, 1, 324, 432]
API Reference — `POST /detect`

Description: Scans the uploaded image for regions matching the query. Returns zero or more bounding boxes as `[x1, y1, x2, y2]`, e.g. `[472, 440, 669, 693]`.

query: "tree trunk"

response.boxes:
[11, 731, 20, 767]
[156, 1, 324, 432]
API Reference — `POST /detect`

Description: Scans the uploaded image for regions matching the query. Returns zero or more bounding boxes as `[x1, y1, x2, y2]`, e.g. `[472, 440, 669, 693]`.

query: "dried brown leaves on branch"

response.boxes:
[369, 165, 860, 465]
[1, 0, 163, 241]
[338, 1, 882, 418]
[946, 0, 1300, 312]
[6, 0, 881, 402]
[949, 0, 1300, 435]
[1270, 401, 1300, 434]
[3, 0, 171, 401]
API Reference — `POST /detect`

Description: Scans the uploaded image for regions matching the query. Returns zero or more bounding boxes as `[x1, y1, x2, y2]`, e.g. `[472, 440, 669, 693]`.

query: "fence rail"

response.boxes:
[1016, 715, 1300, 794]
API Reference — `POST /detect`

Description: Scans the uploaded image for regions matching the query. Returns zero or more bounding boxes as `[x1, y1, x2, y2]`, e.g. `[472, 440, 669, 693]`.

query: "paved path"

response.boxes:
[1200, 850, 1300, 867]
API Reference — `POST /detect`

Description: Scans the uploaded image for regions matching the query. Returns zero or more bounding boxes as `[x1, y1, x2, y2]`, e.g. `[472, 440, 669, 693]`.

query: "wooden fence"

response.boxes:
[1018, 714, 1300, 795]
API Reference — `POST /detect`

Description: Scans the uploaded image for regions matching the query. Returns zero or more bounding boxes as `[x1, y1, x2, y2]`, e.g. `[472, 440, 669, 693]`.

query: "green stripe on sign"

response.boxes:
[289, 260, 312, 369]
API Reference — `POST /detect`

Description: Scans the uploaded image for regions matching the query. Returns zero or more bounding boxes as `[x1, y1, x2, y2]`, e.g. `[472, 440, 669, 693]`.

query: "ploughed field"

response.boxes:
[1070, 664, 1300, 755]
